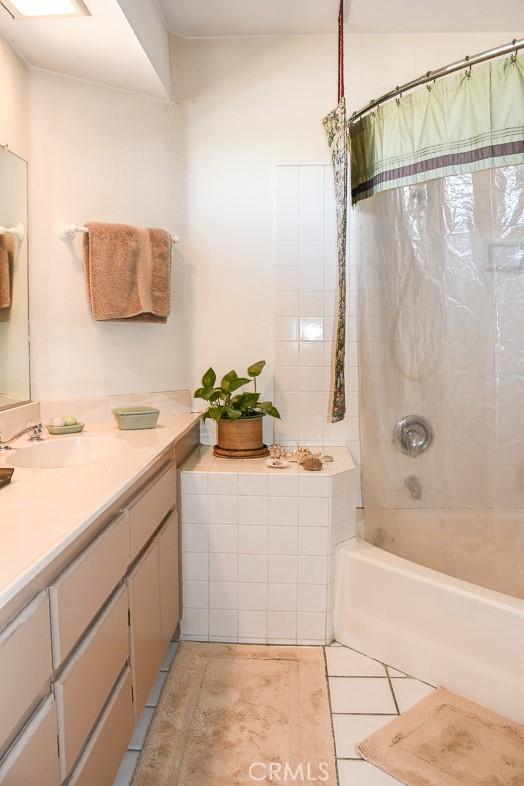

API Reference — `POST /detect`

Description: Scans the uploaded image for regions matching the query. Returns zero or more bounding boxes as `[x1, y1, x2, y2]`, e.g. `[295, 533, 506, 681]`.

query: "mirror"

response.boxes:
[0, 148, 29, 410]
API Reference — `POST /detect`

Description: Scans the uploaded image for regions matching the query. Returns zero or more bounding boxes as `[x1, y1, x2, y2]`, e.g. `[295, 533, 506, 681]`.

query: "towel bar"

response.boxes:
[57, 223, 180, 244]
[0, 222, 25, 243]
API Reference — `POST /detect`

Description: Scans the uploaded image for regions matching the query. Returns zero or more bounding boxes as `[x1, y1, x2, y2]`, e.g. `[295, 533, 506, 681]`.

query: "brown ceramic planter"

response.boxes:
[214, 415, 269, 459]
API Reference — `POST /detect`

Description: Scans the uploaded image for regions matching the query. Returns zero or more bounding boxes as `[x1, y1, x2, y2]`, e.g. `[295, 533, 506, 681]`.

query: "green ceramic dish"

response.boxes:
[46, 423, 85, 435]
[112, 406, 160, 430]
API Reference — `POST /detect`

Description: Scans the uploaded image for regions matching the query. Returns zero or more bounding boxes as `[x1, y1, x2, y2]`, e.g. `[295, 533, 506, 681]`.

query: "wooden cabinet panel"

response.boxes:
[127, 539, 163, 721]
[0, 591, 52, 754]
[67, 668, 134, 786]
[128, 465, 176, 560]
[0, 696, 60, 786]
[54, 586, 129, 779]
[158, 512, 180, 646]
[49, 511, 129, 667]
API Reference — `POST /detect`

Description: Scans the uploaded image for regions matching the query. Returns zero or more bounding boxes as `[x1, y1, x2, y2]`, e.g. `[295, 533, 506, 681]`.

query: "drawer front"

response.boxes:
[49, 511, 129, 667]
[0, 696, 60, 786]
[68, 667, 134, 786]
[127, 539, 162, 720]
[129, 465, 177, 561]
[159, 512, 180, 645]
[54, 586, 129, 778]
[0, 591, 53, 754]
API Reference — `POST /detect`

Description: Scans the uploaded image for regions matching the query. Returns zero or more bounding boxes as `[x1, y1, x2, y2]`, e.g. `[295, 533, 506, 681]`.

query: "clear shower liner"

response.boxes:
[356, 164, 524, 599]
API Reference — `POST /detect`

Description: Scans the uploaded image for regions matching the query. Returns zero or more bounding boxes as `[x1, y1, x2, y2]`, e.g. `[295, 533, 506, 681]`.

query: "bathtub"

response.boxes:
[334, 538, 524, 724]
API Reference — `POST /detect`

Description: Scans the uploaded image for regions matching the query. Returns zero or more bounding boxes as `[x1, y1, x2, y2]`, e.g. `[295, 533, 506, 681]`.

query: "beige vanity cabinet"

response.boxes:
[54, 585, 129, 779]
[127, 538, 164, 720]
[0, 590, 53, 754]
[49, 510, 129, 668]
[128, 465, 177, 560]
[158, 511, 180, 646]
[67, 667, 134, 786]
[0, 696, 60, 786]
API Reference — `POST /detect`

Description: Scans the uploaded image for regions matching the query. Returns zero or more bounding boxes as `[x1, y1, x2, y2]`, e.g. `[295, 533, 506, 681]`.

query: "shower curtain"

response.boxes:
[351, 51, 524, 600]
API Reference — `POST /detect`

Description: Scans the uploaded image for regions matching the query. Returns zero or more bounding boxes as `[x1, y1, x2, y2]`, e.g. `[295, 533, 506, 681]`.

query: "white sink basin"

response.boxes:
[7, 437, 129, 469]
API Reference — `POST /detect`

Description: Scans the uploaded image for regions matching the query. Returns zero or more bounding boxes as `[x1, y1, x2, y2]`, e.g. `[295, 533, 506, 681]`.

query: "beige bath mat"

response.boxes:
[358, 687, 524, 786]
[132, 642, 337, 786]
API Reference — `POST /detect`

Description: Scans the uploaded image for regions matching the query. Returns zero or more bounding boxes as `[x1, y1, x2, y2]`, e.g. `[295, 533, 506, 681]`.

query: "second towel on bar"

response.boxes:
[83, 222, 171, 322]
[0, 234, 15, 311]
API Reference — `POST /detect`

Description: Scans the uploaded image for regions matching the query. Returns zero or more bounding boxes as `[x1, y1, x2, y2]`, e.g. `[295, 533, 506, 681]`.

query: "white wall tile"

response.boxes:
[208, 524, 238, 553]
[275, 317, 298, 341]
[182, 494, 209, 524]
[209, 553, 238, 582]
[182, 524, 209, 553]
[181, 608, 209, 637]
[184, 553, 209, 581]
[275, 291, 299, 316]
[276, 240, 300, 265]
[209, 610, 238, 638]
[268, 611, 297, 640]
[209, 581, 238, 610]
[268, 496, 298, 525]
[268, 474, 299, 497]
[238, 583, 267, 611]
[268, 555, 298, 584]
[268, 526, 298, 555]
[208, 472, 238, 495]
[183, 581, 209, 609]
[299, 341, 324, 366]
[181, 473, 207, 495]
[275, 215, 300, 241]
[275, 266, 300, 290]
[238, 473, 268, 496]
[300, 189, 324, 216]
[299, 526, 329, 556]
[238, 610, 267, 639]
[276, 165, 300, 190]
[300, 166, 324, 190]
[300, 241, 324, 266]
[209, 495, 238, 525]
[300, 266, 323, 291]
[274, 366, 300, 393]
[297, 584, 327, 613]
[239, 525, 268, 554]
[299, 291, 324, 315]
[274, 341, 299, 366]
[300, 318, 324, 341]
[268, 583, 297, 611]
[238, 495, 268, 525]
[299, 496, 329, 526]
[298, 555, 328, 584]
[297, 611, 326, 640]
[276, 189, 299, 216]
[238, 554, 268, 583]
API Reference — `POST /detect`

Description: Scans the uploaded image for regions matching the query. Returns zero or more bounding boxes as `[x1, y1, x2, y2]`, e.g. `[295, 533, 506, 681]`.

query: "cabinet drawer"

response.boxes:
[159, 512, 180, 645]
[128, 465, 176, 560]
[54, 586, 129, 779]
[0, 696, 60, 786]
[49, 511, 129, 668]
[68, 667, 134, 786]
[0, 591, 52, 754]
[127, 539, 163, 720]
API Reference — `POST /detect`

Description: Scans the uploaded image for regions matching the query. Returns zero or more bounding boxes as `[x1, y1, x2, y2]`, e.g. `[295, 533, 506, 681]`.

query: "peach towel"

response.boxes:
[0, 234, 15, 311]
[83, 222, 171, 322]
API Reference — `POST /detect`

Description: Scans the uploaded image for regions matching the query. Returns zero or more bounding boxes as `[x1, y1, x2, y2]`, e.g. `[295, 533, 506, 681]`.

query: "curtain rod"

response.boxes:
[350, 37, 523, 123]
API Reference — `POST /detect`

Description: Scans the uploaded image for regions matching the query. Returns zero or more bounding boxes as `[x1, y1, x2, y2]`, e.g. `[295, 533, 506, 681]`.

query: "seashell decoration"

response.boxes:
[269, 444, 334, 469]
[302, 457, 323, 472]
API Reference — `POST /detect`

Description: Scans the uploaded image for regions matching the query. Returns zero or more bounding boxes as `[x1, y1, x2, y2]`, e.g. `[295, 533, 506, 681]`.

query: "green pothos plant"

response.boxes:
[194, 361, 280, 422]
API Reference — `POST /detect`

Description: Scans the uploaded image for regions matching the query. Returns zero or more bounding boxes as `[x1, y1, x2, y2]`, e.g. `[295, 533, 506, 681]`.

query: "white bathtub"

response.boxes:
[334, 538, 524, 723]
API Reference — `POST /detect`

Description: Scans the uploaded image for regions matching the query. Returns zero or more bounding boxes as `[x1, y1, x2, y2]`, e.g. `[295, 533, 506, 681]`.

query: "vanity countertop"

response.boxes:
[0, 413, 201, 614]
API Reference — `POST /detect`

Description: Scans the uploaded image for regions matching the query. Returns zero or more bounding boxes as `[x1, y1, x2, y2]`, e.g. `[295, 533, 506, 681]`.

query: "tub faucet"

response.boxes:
[0, 422, 44, 451]
[405, 475, 422, 500]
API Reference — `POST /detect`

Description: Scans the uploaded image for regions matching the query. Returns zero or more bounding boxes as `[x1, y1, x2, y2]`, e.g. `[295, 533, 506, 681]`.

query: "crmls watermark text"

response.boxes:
[248, 762, 331, 782]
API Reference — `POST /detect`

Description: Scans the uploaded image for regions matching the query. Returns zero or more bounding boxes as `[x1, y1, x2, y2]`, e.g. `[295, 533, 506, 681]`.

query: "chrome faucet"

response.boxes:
[0, 422, 44, 451]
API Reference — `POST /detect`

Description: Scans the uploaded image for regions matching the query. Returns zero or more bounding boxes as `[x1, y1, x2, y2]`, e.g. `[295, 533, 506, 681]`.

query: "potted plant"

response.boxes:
[194, 361, 280, 458]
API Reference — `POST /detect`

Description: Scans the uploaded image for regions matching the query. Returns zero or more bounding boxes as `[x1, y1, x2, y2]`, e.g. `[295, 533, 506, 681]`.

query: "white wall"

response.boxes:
[0, 36, 29, 159]
[28, 70, 190, 400]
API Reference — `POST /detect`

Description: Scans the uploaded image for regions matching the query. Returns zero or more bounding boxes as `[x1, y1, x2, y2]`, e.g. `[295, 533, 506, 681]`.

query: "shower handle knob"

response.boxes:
[393, 415, 433, 457]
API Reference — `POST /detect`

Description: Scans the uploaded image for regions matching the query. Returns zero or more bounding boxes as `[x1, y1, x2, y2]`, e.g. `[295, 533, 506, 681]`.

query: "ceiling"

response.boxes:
[158, 0, 524, 36]
[0, 0, 168, 96]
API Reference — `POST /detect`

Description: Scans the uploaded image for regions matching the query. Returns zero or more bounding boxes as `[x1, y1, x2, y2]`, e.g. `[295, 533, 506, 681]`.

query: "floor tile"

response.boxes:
[112, 750, 139, 786]
[390, 678, 436, 713]
[160, 641, 179, 671]
[338, 759, 403, 785]
[332, 714, 396, 758]
[326, 646, 386, 677]
[329, 677, 397, 714]
[386, 666, 408, 678]
[128, 706, 155, 751]
[145, 671, 169, 707]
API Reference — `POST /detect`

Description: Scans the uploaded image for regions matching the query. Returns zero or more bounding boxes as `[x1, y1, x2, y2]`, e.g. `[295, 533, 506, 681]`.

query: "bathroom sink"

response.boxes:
[6, 437, 129, 469]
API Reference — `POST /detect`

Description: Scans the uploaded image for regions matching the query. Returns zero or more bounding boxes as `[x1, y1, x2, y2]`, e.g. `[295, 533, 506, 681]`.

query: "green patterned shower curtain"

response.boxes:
[323, 98, 348, 423]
